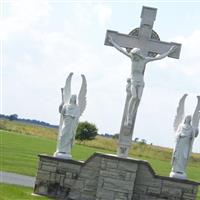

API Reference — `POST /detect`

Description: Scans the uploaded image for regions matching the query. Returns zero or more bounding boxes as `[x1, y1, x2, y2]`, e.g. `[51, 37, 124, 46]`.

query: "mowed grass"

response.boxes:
[1, 129, 200, 182]
[0, 130, 112, 176]
[0, 184, 50, 200]
[1, 130, 55, 176]
[1, 119, 199, 167]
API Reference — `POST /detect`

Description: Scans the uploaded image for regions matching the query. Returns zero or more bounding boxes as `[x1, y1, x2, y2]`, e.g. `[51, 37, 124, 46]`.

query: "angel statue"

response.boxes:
[170, 94, 200, 179]
[54, 72, 87, 159]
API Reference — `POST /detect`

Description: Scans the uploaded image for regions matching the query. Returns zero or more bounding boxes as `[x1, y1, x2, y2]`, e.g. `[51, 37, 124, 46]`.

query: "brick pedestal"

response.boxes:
[34, 153, 199, 200]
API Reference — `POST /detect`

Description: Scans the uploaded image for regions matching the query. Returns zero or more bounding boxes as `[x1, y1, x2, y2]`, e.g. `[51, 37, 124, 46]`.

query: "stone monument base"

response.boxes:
[170, 171, 187, 180]
[53, 151, 72, 159]
[34, 153, 199, 200]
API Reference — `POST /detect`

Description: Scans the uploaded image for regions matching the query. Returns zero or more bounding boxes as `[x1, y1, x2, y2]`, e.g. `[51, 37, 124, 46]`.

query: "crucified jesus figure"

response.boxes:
[108, 35, 176, 126]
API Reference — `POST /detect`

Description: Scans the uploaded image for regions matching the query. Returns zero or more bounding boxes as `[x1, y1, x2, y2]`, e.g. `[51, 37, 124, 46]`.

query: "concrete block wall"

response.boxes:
[68, 156, 102, 200]
[34, 153, 199, 200]
[96, 157, 138, 200]
[34, 156, 82, 199]
[133, 164, 198, 200]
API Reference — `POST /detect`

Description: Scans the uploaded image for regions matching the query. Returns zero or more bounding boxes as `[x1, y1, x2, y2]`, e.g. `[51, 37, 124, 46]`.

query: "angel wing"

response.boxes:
[78, 74, 87, 116]
[173, 94, 188, 132]
[63, 72, 73, 104]
[192, 96, 200, 129]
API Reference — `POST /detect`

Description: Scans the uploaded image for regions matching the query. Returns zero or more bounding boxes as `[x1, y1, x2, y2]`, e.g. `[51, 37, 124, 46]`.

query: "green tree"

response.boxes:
[76, 121, 98, 141]
[9, 114, 18, 121]
[112, 133, 119, 139]
[140, 139, 147, 145]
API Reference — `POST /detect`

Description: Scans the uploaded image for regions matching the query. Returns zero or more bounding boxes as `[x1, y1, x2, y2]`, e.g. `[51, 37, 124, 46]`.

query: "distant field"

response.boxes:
[0, 119, 57, 139]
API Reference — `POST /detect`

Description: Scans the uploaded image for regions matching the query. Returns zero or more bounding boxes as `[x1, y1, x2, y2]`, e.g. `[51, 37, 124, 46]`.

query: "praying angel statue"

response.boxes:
[54, 72, 87, 159]
[170, 94, 200, 179]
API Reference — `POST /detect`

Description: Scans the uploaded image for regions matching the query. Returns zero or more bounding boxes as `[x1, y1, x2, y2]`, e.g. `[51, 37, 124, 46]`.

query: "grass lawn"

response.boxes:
[0, 184, 50, 200]
[1, 130, 56, 176]
[1, 129, 200, 180]
[0, 130, 112, 176]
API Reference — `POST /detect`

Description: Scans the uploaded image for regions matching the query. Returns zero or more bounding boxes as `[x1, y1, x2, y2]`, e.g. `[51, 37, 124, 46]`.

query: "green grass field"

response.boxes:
[0, 120, 200, 198]
[2, 129, 200, 180]
[0, 130, 113, 176]
[0, 184, 50, 200]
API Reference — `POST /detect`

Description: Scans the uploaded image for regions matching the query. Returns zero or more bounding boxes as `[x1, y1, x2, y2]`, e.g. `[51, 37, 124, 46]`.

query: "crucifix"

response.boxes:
[104, 6, 182, 158]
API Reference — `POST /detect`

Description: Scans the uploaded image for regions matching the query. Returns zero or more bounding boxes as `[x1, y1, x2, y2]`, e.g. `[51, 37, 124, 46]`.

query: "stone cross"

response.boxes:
[105, 6, 181, 59]
[104, 6, 182, 158]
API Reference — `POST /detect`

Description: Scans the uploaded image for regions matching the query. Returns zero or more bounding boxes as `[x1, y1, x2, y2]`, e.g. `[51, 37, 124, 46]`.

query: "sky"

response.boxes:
[1, 0, 200, 153]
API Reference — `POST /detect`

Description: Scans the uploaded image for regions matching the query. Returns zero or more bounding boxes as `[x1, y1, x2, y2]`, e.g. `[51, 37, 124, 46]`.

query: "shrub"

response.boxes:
[9, 114, 18, 121]
[76, 121, 98, 141]
[112, 133, 119, 139]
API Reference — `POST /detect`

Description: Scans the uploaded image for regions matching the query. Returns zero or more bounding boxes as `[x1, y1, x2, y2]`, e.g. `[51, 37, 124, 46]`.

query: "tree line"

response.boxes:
[0, 114, 58, 128]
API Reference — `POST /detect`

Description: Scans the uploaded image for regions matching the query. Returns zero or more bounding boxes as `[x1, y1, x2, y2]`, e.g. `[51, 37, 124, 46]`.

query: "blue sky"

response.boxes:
[1, 0, 200, 153]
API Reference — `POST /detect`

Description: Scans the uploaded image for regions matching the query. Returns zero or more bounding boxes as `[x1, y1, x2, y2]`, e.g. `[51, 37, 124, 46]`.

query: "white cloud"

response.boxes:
[158, 30, 200, 78]
[0, 0, 51, 40]
[62, 3, 112, 30]
[10, 0, 51, 20]
[94, 4, 112, 28]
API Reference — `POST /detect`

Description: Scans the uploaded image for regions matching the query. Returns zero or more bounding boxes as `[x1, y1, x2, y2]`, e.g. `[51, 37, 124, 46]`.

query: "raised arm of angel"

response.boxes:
[63, 72, 73, 104]
[173, 94, 188, 132]
[192, 96, 200, 136]
[78, 74, 87, 116]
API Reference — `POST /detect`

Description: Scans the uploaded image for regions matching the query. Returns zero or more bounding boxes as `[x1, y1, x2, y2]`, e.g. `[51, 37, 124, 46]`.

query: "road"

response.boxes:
[0, 171, 35, 187]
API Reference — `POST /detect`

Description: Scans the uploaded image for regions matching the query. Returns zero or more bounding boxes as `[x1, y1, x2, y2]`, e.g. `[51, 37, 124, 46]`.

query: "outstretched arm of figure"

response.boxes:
[146, 46, 176, 62]
[108, 35, 131, 58]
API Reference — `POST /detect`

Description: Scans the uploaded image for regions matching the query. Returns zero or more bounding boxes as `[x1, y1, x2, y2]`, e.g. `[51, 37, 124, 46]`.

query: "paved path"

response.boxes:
[0, 171, 35, 187]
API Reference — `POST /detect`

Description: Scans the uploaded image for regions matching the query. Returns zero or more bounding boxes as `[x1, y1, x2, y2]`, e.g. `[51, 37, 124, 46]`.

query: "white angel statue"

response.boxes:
[54, 72, 87, 159]
[170, 94, 200, 179]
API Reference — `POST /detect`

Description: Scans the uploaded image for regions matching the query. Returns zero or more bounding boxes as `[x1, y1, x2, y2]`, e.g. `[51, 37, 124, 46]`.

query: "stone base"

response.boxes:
[53, 151, 72, 159]
[170, 171, 187, 180]
[34, 153, 199, 200]
[117, 143, 131, 158]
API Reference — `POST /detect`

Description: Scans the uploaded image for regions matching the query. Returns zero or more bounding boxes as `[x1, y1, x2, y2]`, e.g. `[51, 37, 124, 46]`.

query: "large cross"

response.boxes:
[104, 6, 182, 158]
[105, 6, 181, 58]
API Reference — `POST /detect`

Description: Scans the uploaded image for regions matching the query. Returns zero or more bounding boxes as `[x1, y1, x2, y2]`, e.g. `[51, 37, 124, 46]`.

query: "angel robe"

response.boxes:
[172, 123, 195, 173]
[57, 103, 80, 154]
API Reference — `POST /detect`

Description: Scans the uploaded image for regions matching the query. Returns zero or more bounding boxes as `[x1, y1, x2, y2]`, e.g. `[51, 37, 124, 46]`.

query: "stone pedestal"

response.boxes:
[34, 153, 199, 200]
[53, 151, 72, 159]
[170, 171, 187, 180]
